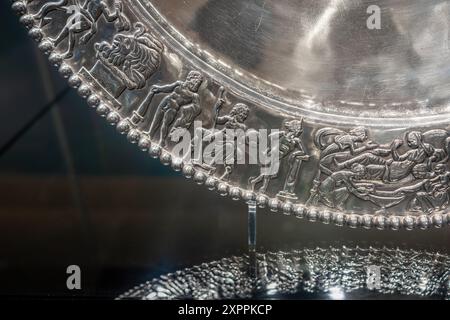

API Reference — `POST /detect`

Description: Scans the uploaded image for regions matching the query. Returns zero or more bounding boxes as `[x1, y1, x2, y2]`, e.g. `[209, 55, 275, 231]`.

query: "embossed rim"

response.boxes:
[11, 0, 450, 231]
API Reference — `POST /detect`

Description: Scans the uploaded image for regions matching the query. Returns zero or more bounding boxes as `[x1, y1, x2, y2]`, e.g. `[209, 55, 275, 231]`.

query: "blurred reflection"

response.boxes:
[119, 246, 450, 300]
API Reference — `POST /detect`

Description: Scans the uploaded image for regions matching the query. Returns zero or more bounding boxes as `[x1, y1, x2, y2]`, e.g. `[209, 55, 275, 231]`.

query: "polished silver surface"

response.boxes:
[151, 0, 450, 120]
[118, 246, 450, 300]
[12, 0, 450, 229]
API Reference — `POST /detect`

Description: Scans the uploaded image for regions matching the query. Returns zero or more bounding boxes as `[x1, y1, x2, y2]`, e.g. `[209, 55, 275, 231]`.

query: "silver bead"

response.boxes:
[171, 158, 183, 172]
[403, 216, 415, 231]
[389, 216, 400, 231]
[193, 171, 206, 185]
[229, 187, 241, 200]
[217, 183, 229, 196]
[418, 215, 429, 230]
[96, 104, 110, 117]
[127, 129, 141, 144]
[256, 195, 268, 208]
[432, 214, 444, 228]
[86, 94, 100, 108]
[361, 215, 373, 229]
[68, 75, 82, 88]
[12, 2, 27, 16]
[307, 209, 318, 222]
[106, 112, 121, 126]
[282, 202, 293, 216]
[242, 191, 255, 202]
[160, 152, 172, 166]
[320, 210, 331, 224]
[268, 199, 280, 212]
[116, 119, 130, 134]
[374, 216, 386, 230]
[293, 205, 305, 219]
[77, 84, 91, 99]
[334, 213, 344, 226]
[19, 14, 34, 29]
[58, 63, 73, 78]
[49, 52, 63, 67]
[29, 28, 43, 42]
[181, 164, 194, 178]
[205, 177, 217, 190]
[149, 144, 162, 159]
[138, 137, 151, 152]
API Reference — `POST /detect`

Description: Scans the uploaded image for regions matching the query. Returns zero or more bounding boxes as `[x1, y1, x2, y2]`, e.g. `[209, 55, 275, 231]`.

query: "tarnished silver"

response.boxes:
[117, 246, 450, 300]
[12, 0, 450, 230]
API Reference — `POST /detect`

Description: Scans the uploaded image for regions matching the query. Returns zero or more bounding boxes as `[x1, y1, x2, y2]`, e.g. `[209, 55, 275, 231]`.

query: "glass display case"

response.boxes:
[2, 0, 449, 300]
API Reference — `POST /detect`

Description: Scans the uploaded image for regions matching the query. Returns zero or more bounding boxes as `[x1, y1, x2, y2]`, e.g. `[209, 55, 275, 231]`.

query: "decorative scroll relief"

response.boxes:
[13, 0, 450, 229]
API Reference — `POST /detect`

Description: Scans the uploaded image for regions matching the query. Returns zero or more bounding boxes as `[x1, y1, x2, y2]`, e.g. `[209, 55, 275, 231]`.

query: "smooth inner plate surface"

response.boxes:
[151, 0, 450, 120]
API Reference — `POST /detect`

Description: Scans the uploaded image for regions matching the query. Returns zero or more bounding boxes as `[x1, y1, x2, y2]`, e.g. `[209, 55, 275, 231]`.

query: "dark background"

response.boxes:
[0, 1, 449, 299]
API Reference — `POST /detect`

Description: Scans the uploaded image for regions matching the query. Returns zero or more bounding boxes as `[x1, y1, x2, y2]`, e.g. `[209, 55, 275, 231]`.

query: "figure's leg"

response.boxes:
[308, 193, 319, 206]
[335, 153, 384, 169]
[220, 142, 236, 180]
[422, 196, 435, 213]
[50, 26, 69, 46]
[259, 176, 271, 193]
[415, 193, 432, 213]
[441, 193, 450, 210]
[33, 0, 67, 25]
[191, 127, 208, 163]
[220, 166, 233, 181]
[249, 175, 263, 191]
[306, 170, 322, 205]
[335, 188, 350, 210]
[148, 108, 164, 137]
[366, 164, 387, 180]
[62, 30, 75, 59]
[407, 197, 421, 212]
[158, 109, 177, 147]
[79, 21, 97, 45]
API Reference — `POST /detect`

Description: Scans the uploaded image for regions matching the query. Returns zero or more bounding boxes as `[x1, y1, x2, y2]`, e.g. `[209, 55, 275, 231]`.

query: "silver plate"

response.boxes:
[12, 0, 450, 230]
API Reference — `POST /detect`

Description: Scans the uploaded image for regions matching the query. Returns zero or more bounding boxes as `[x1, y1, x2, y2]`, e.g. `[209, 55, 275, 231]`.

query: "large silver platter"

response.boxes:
[12, 0, 450, 230]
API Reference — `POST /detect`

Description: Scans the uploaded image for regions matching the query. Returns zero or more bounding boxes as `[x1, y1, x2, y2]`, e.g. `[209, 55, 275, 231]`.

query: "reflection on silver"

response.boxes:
[12, 0, 450, 229]
[118, 247, 450, 300]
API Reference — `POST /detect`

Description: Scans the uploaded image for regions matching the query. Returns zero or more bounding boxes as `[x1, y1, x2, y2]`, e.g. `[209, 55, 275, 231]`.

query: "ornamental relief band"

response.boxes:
[14, 0, 450, 229]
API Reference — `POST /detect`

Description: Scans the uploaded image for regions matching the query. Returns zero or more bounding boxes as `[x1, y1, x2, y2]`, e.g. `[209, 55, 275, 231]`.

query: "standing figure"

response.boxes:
[131, 71, 204, 147]
[191, 87, 250, 180]
[249, 119, 309, 197]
